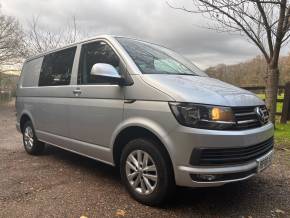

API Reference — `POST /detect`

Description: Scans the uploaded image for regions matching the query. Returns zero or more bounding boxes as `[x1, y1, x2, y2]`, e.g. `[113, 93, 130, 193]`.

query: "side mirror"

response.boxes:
[90, 63, 124, 85]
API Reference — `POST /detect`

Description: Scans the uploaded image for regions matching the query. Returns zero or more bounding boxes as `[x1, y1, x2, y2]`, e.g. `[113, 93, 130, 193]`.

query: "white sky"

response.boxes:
[1, 0, 289, 69]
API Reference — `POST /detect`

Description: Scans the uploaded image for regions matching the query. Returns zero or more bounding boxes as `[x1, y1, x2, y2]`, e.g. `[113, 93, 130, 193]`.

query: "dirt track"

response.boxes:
[0, 104, 290, 218]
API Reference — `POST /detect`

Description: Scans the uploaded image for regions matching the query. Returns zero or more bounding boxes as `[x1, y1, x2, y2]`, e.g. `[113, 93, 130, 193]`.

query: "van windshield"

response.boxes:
[117, 37, 207, 76]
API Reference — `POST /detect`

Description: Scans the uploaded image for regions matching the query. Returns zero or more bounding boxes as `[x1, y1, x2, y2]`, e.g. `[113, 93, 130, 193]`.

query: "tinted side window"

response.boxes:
[78, 41, 121, 84]
[39, 47, 76, 86]
[21, 57, 43, 87]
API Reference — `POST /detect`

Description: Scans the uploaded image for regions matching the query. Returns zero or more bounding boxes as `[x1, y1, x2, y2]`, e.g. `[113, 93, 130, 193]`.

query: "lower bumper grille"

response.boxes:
[190, 168, 257, 182]
[190, 137, 274, 166]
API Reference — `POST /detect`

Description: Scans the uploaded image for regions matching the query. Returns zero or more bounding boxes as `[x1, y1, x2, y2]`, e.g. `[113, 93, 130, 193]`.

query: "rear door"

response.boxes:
[68, 40, 125, 147]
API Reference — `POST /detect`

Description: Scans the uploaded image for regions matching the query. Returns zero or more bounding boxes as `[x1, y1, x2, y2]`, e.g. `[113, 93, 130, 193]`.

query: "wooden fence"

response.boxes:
[241, 82, 290, 124]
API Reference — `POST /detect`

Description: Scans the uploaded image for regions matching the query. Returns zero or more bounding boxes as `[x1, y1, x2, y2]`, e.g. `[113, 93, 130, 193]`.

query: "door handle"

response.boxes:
[73, 88, 82, 95]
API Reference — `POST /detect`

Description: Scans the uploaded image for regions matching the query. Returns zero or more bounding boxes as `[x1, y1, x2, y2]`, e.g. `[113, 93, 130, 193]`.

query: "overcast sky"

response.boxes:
[2, 0, 288, 69]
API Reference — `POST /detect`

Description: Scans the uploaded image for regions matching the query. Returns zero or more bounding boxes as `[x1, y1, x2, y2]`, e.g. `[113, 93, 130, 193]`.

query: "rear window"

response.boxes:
[38, 47, 76, 86]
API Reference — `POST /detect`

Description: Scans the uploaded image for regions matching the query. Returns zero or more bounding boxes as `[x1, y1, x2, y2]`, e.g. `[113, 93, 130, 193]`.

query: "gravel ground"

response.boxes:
[0, 104, 289, 218]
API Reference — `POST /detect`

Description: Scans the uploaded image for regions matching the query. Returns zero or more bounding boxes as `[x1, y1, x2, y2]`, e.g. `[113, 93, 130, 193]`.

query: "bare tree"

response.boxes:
[0, 9, 26, 73]
[169, 0, 290, 124]
[24, 16, 82, 56]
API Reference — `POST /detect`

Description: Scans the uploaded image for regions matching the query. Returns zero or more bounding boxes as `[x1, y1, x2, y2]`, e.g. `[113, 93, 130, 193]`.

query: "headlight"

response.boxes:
[169, 102, 235, 130]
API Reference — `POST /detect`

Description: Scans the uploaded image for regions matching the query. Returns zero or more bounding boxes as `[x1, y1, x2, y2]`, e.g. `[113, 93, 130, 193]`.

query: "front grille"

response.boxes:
[190, 137, 273, 166]
[232, 105, 269, 130]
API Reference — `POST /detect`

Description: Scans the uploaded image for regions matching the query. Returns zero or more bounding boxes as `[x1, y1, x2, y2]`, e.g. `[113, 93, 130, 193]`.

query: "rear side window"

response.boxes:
[39, 47, 76, 86]
[21, 57, 43, 87]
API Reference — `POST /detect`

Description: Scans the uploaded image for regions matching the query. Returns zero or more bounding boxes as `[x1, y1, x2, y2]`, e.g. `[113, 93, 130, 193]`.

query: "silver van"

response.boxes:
[16, 35, 274, 205]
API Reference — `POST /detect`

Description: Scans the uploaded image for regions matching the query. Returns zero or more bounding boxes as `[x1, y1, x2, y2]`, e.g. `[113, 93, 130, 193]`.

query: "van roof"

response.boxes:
[25, 34, 168, 63]
[25, 34, 118, 62]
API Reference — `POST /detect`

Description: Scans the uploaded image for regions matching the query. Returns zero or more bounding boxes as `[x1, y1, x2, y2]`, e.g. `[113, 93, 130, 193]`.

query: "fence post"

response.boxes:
[280, 82, 290, 124]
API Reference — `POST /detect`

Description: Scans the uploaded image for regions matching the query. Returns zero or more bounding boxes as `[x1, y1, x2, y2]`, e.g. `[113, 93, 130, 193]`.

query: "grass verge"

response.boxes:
[275, 122, 290, 150]
[256, 93, 290, 150]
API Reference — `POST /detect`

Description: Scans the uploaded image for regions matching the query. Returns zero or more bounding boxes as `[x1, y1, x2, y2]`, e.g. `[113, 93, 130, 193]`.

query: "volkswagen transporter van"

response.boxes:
[16, 35, 274, 205]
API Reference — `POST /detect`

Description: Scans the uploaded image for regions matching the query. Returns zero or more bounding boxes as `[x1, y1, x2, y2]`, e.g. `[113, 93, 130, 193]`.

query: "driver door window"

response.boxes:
[77, 41, 121, 84]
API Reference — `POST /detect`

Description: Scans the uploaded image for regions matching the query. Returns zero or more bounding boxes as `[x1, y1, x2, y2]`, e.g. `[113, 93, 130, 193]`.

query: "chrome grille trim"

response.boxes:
[235, 112, 256, 116]
[231, 105, 269, 130]
[237, 119, 258, 124]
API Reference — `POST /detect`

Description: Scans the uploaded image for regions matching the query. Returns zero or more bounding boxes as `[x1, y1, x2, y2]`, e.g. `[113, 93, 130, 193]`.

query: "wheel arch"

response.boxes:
[19, 112, 34, 133]
[112, 120, 174, 171]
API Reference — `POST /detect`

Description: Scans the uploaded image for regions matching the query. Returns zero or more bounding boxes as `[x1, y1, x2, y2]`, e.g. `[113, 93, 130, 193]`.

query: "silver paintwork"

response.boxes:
[126, 150, 158, 195]
[141, 74, 265, 106]
[16, 35, 274, 188]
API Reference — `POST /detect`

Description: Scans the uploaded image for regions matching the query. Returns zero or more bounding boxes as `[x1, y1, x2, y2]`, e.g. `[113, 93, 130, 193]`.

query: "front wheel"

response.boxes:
[22, 121, 45, 155]
[120, 138, 175, 206]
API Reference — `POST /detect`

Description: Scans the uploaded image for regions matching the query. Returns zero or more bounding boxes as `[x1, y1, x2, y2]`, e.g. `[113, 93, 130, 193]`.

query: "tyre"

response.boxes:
[22, 121, 45, 155]
[120, 138, 175, 206]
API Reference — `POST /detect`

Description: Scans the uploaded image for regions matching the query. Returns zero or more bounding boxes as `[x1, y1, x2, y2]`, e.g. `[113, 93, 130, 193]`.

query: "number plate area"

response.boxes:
[256, 151, 273, 172]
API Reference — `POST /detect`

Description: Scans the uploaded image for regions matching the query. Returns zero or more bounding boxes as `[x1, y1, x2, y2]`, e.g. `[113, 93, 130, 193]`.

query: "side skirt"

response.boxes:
[36, 130, 115, 166]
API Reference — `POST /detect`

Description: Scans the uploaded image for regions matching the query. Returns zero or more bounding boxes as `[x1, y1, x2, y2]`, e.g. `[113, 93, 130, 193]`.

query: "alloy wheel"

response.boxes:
[125, 150, 158, 195]
[24, 126, 34, 149]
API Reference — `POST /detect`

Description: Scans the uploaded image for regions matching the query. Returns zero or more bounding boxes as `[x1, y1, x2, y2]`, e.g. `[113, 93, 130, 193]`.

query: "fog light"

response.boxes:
[197, 174, 217, 181]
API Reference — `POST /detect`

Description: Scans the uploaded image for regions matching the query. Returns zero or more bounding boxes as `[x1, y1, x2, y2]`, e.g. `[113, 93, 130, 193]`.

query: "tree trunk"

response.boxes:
[265, 64, 279, 125]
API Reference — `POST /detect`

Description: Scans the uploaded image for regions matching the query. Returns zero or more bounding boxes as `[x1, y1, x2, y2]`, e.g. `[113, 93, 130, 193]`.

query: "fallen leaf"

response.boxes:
[80, 216, 88, 218]
[116, 209, 126, 217]
[275, 209, 285, 214]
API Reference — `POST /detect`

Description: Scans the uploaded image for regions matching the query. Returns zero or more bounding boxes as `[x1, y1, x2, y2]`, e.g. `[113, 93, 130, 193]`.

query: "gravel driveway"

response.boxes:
[0, 104, 289, 218]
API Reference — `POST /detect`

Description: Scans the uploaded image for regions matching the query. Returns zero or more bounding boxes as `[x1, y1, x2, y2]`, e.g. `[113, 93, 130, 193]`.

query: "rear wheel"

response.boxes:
[120, 138, 175, 206]
[22, 121, 45, 155]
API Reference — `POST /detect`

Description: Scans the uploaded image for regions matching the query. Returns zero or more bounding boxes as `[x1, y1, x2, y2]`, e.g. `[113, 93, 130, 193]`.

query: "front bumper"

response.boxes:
[178, 150, 273, 187]
[165, 122, 274, 187]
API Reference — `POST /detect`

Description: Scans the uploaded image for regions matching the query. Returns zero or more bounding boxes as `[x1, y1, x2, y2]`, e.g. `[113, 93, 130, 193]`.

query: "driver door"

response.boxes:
[68, 40, 125, 149]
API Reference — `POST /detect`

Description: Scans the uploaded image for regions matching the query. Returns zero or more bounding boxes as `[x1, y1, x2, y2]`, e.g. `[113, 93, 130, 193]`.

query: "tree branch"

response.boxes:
[256, 0, 274, 57]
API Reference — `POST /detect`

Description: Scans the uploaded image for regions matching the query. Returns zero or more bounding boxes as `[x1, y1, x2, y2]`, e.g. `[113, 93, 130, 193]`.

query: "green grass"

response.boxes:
[256, 93, 284, 112]
[256, 93, 290, 149]
[275, 122, 290, 149]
